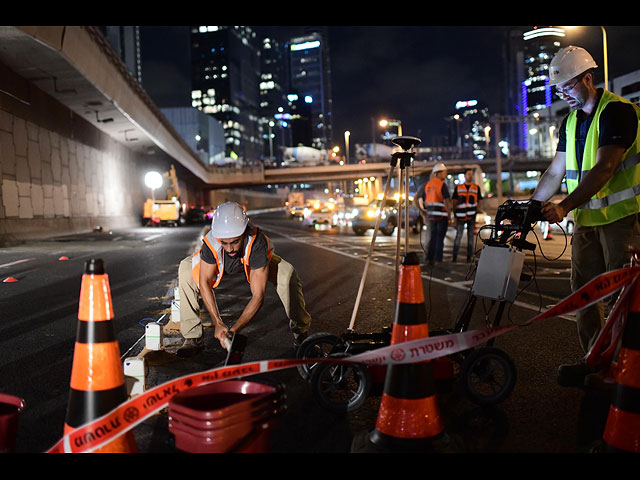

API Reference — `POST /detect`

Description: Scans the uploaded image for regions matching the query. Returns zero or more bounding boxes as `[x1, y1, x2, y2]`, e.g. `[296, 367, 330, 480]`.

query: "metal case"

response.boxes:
[472, 246, 525, 303]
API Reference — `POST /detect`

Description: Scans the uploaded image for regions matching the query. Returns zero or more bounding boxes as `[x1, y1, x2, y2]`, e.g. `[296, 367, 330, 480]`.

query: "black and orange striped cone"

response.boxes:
[601, 277, 640, 453]
[358, 252, 458, 452]
[63, 258, 138, 453]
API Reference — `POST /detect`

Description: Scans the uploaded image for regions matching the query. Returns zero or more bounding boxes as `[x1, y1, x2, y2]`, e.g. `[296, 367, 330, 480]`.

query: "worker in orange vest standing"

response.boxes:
[415, 163, 452, 266]
[452, 168, 483, 263]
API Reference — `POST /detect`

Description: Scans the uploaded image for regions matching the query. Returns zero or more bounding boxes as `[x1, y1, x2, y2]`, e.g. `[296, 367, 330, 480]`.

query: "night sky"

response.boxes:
[139, 25, 640, 151]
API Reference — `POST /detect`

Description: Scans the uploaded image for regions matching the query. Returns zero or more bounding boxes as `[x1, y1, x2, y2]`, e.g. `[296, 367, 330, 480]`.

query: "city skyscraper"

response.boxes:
[287, 28, 333, 150]
[190, 26, 262, 164]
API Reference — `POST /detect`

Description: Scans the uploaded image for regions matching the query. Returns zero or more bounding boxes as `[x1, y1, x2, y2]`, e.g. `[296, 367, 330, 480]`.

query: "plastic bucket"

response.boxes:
[170, 397, 284, 431]
[170, 416, 279, 453]
[0, 394, 25, 453]
[168, 380, 286, 453]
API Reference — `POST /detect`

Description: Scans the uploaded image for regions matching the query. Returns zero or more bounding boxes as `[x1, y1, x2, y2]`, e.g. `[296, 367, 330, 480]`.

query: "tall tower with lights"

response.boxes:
[190, 26, 262, 164]
[287, 29, 333, 150]
[521, 26, 566, 156]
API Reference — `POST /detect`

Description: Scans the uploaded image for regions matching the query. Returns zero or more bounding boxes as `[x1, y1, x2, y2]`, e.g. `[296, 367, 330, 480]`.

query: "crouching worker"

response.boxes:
[175, 201, 312, 357]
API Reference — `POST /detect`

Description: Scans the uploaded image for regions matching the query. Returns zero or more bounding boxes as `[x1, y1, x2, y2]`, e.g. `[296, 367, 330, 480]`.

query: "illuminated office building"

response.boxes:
[190, 26, 262, 164]
[521, 27, 566, 155]
[287, 29, 333, 150]
[260, 36, 289, 166]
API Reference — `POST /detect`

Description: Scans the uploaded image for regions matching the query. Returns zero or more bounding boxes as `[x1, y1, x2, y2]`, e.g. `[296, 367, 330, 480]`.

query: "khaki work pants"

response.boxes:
[571, 213, 640, 353]
[177, 254, 312, 342]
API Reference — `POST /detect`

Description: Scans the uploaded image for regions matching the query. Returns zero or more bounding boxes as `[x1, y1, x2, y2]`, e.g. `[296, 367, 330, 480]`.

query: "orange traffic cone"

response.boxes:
[601, 277, 640, 453]
[364, 252, 456, 452]
[63, 258, 138, 453]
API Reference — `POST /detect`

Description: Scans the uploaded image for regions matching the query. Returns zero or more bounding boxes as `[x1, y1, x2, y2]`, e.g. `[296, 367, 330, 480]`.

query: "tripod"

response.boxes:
[348, 135, 422, 331]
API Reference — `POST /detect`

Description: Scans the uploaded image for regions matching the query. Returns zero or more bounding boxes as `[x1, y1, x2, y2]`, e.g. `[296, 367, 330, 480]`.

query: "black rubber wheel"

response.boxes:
[296, 332, 346, 381]
[460, 347, 516, 406]
[310, 353, 371, 414]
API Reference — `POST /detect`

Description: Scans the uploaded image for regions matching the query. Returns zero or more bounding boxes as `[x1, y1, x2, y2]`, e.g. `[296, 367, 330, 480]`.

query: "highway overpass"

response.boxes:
[0, 26, 552, 240]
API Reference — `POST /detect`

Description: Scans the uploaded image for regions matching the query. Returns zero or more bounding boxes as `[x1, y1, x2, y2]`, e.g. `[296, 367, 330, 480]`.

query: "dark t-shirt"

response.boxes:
[556, 89, 637, 174]
[200, 225, 269, 276]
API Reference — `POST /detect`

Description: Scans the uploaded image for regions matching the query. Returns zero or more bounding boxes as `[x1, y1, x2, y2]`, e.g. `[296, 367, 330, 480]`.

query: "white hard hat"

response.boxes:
[210, 202, 249, 238]
[548, 46, 597, 86]
[432, 163, 447, 174]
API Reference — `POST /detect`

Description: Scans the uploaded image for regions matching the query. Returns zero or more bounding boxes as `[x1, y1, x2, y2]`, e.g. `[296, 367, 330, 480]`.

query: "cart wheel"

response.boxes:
[296, 332, 347, 382]
[310, 353, 371, 414]
[460, 347, 516, 406]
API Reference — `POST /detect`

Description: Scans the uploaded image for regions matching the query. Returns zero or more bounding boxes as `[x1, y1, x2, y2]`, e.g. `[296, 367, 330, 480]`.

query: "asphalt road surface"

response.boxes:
[0, 212, 617, 453]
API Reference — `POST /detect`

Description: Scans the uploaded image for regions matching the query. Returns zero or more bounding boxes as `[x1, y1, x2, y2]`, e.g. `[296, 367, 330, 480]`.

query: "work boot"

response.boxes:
[557, 360, 597, 387]
[176, 336, 204, 358]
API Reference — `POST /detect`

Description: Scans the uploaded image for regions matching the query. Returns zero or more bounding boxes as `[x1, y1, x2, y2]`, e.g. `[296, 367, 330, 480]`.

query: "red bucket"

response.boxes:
[0, 394, 25, 453]
[168, 380, 285, 453]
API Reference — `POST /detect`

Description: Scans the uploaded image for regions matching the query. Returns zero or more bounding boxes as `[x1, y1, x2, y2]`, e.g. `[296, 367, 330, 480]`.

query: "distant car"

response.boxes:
[183, 208, 205, 224]
[351, 198, 422, 236]
[303, 203, 336, 228]
[289, 204, 306, 218]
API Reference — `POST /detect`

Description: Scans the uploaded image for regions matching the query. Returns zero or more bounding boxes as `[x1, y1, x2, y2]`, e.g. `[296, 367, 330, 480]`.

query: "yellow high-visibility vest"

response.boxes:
[565, 90, 640, 226]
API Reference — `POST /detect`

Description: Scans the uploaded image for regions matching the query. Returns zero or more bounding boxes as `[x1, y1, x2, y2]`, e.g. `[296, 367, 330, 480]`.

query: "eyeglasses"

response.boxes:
[555, 76, 583, 96]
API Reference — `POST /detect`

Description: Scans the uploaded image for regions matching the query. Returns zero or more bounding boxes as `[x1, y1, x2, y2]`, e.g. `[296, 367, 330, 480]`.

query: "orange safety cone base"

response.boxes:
[603, 406, 640, 453]
[375, 393, 444, 439]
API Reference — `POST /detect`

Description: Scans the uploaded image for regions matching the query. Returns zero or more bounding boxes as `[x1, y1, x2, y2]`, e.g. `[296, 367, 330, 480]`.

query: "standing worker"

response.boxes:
[415, 163, 453, 266]
[452, 168, 483, 263]
[175, 201, 312, 357]
[531, 46, 640, 389]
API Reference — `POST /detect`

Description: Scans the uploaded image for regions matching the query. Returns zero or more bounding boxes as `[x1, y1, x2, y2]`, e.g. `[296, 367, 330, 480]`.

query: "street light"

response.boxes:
[379, 118, 403, 137]
[145, 171, 163, 202]
[344, 131, 350, 164]
[564, 26, 609, 90]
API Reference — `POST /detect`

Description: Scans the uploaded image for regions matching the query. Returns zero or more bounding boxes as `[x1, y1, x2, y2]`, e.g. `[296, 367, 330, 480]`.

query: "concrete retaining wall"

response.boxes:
[0, 72, 201, 244]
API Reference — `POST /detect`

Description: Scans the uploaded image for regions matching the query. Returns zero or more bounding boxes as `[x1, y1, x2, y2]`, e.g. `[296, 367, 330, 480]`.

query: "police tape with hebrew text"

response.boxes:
[46, 265, 640, 453]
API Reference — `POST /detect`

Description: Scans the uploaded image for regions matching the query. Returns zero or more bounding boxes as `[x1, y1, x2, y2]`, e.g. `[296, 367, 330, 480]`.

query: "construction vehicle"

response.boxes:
[143, 165, 182, 227]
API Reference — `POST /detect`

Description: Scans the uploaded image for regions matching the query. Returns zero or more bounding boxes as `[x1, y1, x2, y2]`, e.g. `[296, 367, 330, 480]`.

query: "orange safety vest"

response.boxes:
[191, 226, 273, 288]
[425, 177, 448, 221]
[454, 183, 480, 222]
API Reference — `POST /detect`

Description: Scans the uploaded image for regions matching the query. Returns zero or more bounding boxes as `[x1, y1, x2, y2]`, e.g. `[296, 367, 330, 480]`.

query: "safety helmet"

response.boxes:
[210, 201, 249, 238]
[548, 46, 598, 86]
[432, 163, 447, 174]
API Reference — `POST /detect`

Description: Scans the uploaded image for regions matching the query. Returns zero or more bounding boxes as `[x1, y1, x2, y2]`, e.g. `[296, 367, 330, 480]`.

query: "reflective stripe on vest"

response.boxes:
[191, 226, 273, 288]
[425, 177, 447, 220]
[565, 90, 640, 226]
[454, 183, 479, 221]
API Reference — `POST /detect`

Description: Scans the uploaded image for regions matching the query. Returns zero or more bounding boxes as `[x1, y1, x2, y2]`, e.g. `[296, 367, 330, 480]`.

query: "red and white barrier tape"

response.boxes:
[47, 265, 640, 453]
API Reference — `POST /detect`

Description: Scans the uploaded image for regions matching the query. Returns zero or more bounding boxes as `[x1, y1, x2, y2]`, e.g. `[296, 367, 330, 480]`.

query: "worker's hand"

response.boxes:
[541, 202, 567, 224]
[214, 323, 231, 349]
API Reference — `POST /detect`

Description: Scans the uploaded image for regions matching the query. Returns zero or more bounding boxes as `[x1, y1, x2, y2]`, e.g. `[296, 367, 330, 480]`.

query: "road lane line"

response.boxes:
[0, 257, 35, 269]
